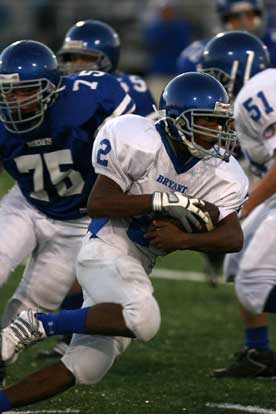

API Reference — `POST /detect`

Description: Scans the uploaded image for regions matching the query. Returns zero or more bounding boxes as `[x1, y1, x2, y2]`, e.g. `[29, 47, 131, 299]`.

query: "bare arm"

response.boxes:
[88, 175, 242, 253]
[87, 175, 153, 217]
[241, 151, 276, 217]
[145, 212, 243, 254]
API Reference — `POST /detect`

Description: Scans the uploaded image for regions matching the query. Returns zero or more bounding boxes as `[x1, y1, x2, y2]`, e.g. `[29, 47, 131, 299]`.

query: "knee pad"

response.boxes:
[62, 334, 125, 385]
[123, 295, 161, 342]
[235, 279, 264, 315]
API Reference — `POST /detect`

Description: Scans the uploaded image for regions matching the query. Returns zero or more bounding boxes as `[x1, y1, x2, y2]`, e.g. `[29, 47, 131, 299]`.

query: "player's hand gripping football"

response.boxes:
[152, 192, 209, 233]
[144, 218, 190, 252]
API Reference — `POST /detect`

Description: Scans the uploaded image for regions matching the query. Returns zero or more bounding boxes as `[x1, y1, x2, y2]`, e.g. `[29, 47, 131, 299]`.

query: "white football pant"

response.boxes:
[0, 185, 89, 325]
[62, 235, 161, 385]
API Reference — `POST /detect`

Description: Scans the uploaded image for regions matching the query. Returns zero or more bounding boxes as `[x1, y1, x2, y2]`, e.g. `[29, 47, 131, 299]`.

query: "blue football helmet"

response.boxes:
[0, 40, 61, 133]
[199, 31, 270, 99]
[58, 20, 120, 74]
[216, 0, 264, 35]
[159, 72, 236, 162]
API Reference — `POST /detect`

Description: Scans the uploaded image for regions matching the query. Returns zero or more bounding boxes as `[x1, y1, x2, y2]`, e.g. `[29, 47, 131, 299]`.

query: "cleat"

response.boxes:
[36, 340, 69, 360]
[1, 309, 46, 365]
[210, 348, 276, 378]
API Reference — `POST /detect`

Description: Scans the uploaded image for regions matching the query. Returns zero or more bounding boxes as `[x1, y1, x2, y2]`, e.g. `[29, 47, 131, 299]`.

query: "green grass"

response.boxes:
[2, 173, 276, 413]
[3, 274, 276, 414]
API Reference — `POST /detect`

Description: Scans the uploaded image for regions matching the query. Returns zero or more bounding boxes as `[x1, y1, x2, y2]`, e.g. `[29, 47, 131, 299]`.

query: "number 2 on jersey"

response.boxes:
[97, 139, 111, 167]
[243, 91, 273, 122]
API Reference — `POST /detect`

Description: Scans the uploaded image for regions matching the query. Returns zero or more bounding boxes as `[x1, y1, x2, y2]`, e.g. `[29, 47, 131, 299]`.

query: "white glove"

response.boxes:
[152, 192, 209, 233]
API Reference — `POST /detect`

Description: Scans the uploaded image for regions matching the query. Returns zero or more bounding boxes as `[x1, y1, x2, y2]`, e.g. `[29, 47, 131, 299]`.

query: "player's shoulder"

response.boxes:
[182, 38, 208, 55]
[235, 69, 276, 110]
[236, 68, 276, 100]
[217, 155, 248, 188]
[114, 72, 151, 95]
[101, 114, 161, 151]
[177, 38, 209, 72]
[179, 38, 209, 60]
[62, 70, 120, 94]
[53, 71, 126, 126]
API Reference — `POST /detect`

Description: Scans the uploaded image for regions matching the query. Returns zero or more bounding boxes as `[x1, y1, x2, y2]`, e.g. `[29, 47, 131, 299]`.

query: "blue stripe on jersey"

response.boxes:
[127, 216, 152, 247]
[88, 218, 109, 238]
[155, 121, 201, 174]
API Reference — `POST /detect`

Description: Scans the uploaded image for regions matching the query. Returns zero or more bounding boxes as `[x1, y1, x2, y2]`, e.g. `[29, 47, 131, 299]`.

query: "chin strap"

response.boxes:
[176, 126, 208, 159]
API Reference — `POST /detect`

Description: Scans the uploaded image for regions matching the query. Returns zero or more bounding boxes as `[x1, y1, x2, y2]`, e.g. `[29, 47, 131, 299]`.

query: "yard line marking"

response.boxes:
[151, 268, 206, 282]
[206, 402, 276, 414]
[4, 410, 80, 413]
[152, 268, 209, 282]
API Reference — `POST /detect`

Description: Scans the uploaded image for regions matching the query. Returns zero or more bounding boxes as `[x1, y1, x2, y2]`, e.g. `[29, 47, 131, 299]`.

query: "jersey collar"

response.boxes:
[155, 120, 201, 174]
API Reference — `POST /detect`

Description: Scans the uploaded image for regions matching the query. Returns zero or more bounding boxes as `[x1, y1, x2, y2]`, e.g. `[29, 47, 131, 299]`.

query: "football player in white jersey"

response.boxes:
[0, 72, 248, 411]
[36, 19, 158, 360]
[199, 31, 276, 377]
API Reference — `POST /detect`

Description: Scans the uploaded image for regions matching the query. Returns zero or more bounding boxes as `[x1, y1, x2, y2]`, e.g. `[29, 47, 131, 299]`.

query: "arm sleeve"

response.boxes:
[92, 118, 157, 192]
[214, 159, 249, 221]
[98, 73, 136, 120]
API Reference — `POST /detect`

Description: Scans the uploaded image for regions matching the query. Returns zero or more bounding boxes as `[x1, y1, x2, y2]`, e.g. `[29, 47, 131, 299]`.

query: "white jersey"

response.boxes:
[234, 68, 276, 175]
[91, 114, 248, 272]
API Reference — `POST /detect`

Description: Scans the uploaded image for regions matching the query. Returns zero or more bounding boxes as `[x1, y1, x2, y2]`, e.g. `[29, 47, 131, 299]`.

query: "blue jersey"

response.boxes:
[177, 31, 276, 74]
[115, 73, 156, 118]
[177, 39, 209, 73]
[0, 70, 135, 220]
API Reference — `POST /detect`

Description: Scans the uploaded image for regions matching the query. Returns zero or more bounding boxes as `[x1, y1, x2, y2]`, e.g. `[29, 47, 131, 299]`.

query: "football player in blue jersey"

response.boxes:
[0, 39, 135, 384]
[58, 19, 156, 120]
[177, 0, 276, 73]
[0, 72, 248, 412]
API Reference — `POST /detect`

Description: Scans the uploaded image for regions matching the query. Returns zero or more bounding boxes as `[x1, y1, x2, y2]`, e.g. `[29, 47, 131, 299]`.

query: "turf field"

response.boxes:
[1, 174, 276, 414]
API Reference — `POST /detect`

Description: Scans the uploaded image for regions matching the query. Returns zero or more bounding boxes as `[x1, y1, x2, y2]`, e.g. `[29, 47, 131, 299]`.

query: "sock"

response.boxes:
[245, 326, 270, 351]
[263, 286, 276, 313]
[36, 307, 89, 336]
[60, 292, 83, 310]
[0, 391, 12, 411]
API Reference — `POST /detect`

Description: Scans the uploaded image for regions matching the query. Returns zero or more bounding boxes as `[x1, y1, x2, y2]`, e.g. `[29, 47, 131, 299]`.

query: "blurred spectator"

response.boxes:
[143, 0, 191, 101]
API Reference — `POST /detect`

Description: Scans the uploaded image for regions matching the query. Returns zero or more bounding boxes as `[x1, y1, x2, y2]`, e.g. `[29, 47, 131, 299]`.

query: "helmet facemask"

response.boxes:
[198, 51, 255, 100]
[0, 77, 61, 133]
[171, 104, 237, 162]
[58, 49, 112, 75]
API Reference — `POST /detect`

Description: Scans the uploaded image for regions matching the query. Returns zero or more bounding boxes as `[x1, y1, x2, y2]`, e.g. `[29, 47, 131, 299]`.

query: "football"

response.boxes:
[193, 200, 220, 232]
[150, 200, 220, 233]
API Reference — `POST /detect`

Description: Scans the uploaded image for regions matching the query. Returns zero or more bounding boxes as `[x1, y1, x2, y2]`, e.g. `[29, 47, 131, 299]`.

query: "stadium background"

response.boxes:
[1, 1, 276, 413]
[0, 0, 275, 72]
